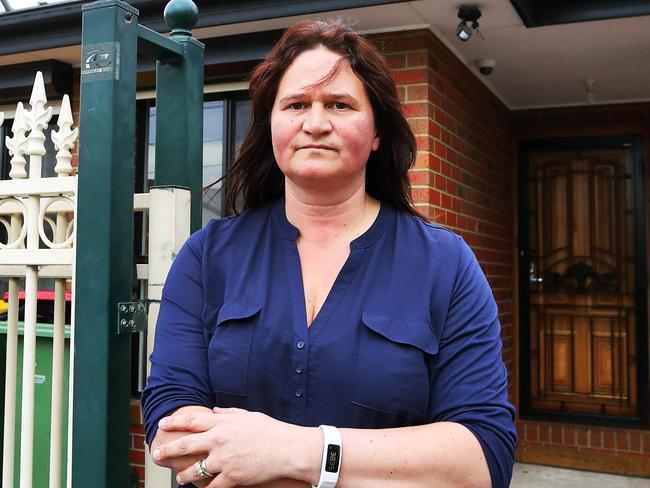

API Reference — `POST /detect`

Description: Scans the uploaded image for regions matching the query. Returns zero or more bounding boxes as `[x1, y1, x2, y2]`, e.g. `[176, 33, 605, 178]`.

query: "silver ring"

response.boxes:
[196, 458, 214, 479]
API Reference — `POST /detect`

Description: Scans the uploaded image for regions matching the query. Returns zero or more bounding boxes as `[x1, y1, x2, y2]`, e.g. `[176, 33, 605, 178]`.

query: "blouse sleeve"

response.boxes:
[428, 236, 517, 488]
[141, 230, 214, 447]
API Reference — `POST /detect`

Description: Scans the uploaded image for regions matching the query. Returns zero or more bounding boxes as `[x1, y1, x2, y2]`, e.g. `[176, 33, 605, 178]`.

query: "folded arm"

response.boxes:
[153, 408, 490, 488]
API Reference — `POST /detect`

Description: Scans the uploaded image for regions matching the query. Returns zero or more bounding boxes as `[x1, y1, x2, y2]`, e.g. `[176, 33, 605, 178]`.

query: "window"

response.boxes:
[1, 121, 9, 178]
[143, 93, 252, 223]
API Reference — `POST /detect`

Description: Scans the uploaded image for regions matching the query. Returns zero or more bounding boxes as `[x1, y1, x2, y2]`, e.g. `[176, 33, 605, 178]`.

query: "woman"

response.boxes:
[142, 19, 516, 488]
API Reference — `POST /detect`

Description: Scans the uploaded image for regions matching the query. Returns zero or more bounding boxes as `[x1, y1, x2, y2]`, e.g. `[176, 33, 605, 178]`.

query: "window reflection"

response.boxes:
[202, 101, 225, 224]
[146, 96, 251, 225]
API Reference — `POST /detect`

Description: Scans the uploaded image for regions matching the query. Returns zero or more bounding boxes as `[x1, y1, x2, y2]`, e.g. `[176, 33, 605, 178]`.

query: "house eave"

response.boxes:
[0, 0, 409, 57]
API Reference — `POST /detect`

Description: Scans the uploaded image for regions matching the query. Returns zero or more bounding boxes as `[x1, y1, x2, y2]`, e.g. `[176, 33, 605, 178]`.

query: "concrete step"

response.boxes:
[511, 463, 650, 487]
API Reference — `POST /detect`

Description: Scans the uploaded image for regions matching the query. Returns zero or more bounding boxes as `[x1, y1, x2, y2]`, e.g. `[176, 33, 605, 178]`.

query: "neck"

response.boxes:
[285, 180, 378, 246]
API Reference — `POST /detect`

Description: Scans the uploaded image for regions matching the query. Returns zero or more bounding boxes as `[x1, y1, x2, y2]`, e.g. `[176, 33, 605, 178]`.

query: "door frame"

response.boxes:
[517, 134, 649, 427]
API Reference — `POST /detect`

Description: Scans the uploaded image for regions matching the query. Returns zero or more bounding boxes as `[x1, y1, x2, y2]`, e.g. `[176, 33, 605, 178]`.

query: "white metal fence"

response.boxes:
[0, 71, 191, 488]
[0, 72, 77, 488]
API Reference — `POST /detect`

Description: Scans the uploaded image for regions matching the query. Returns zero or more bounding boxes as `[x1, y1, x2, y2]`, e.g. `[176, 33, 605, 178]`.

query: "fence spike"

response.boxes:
[26, 71, 53, 134]
[0, 112, 4, 127]
[52, 95, 78, 176]
[5, 102, 29, 180]
[24, 71, 53, 177]
[29, 71, 48, 109]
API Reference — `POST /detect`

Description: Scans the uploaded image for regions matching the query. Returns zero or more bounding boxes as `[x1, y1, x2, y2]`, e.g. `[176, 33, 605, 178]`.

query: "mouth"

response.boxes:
[299, 145, 336, 151]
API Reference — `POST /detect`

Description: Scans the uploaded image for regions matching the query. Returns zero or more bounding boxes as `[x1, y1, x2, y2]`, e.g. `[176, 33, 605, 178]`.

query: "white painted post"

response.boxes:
[20, 71, 53, 488]
[2, 101, 29, 488]
[49, 94, 77, 488]
[66, 187, 79, 488]
[144, 187, 191, 488]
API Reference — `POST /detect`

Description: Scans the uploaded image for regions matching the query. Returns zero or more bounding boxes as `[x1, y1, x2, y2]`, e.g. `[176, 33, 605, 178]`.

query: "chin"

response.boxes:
[286, 162, 340, 179]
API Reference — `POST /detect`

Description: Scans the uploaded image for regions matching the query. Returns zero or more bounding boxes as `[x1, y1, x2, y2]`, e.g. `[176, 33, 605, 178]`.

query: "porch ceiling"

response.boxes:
[184, 0, 650, 109]
[0, 0, 648, 110]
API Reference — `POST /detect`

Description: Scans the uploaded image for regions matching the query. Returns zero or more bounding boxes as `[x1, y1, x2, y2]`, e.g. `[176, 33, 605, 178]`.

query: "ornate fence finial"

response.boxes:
[164, 0, 199, 37]
[24, 71, 53, 178]
[5, 102, 29, 180]
[51, 95, 78, 176]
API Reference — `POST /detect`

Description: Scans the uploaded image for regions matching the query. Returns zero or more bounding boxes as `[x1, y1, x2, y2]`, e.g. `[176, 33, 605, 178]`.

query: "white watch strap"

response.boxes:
[312, 425, 342, 488]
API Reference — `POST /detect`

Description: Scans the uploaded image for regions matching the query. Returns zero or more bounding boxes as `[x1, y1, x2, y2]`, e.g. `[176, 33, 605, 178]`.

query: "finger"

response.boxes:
[159, 412, 216, 432]
[176, 458, 221, 487]
[212, 406, 248, 414]
[207, 472, 238, 488]
[153, 432, 212, 461]
[153, 453, 202, 471]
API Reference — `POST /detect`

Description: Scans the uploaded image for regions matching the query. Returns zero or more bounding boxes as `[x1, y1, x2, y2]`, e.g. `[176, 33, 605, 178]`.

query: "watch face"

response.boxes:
[325, 444, 340, 473]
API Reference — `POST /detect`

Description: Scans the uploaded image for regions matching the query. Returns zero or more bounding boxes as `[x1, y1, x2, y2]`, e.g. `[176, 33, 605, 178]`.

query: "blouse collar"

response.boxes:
[273, 197, 392, 249]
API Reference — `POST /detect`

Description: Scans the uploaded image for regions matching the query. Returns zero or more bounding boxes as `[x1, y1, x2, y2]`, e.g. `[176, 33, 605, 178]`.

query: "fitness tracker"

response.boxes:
[312, 425, 342, 488]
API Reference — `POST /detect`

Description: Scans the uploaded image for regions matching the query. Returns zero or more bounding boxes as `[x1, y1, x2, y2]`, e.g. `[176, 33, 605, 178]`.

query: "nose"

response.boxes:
[302, 104, 332, 134]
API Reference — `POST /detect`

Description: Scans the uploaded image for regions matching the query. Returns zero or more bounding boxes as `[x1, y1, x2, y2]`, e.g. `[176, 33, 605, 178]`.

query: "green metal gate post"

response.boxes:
[74, 1, 138, 487]
[74, 1, 203, 486]
[154, 1, 204, 231]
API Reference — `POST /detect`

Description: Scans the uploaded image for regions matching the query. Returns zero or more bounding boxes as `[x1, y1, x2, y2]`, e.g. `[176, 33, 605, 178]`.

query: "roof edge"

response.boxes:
[0, 0, 409, 57]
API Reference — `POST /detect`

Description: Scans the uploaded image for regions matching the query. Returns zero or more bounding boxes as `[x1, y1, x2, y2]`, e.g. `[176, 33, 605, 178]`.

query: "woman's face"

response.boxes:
[270, 46, 380, 192]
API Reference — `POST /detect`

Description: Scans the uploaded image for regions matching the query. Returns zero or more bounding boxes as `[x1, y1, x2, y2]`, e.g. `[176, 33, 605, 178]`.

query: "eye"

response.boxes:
[331, 102, 349, 110]
[288, 102, 306, 111]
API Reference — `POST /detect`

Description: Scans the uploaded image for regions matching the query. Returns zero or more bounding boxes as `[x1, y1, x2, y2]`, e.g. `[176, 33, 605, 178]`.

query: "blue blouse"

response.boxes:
[142, 198, 516, 488]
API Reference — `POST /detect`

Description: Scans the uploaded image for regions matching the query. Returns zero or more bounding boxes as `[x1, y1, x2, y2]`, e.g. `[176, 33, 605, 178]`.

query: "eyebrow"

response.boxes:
[277, 92, 360, 105]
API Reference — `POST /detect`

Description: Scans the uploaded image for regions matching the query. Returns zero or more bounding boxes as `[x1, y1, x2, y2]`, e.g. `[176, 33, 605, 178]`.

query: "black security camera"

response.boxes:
[476, 59, 496, 75]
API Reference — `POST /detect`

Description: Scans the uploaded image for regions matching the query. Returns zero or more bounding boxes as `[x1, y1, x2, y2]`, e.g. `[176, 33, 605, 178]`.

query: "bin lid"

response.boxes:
[0, 322, 72, 338]
[2, 290, 72, 302]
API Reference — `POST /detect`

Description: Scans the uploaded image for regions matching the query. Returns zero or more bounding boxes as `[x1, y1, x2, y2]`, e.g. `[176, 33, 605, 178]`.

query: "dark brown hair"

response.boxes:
[222, 19, 418, 216]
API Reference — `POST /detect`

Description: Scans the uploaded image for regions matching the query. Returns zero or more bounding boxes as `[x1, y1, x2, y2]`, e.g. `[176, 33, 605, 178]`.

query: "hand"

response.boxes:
[151, 405, 217, 480]
[153, 407, 320, 488]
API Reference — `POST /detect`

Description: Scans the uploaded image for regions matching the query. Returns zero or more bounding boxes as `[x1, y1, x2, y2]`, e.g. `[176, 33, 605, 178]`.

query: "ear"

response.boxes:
[371, 135, 380, 151]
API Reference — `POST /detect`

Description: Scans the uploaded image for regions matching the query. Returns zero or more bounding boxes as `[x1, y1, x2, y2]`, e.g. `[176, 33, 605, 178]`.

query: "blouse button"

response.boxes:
[295, 389, 303, 397]
[296, 341, 305, 349]
[295, 365, 303, 374]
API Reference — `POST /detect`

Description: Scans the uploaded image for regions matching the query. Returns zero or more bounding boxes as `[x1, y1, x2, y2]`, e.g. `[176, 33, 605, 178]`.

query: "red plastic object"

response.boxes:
[3, 290, 72, 302]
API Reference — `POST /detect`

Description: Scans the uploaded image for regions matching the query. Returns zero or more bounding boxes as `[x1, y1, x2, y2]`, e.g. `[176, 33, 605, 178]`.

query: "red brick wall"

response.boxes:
[512, 103, 650, 476]
[130, 399, 146, 488]
[370, 29, 517, 399]
[516, 421, 650, 476]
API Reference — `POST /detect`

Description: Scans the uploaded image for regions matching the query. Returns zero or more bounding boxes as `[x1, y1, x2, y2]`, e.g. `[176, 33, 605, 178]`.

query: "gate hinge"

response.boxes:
[117, 300, 150, 335]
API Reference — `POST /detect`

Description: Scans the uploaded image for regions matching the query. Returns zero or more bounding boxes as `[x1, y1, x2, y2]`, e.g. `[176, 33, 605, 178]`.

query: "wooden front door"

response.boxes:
[520, 138, 648, 423]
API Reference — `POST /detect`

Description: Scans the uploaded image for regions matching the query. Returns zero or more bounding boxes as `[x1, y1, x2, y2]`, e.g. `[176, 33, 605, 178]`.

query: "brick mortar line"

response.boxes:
[520, 439, 646, 454]
[408, 168, 436, 173]
[392, 66, 430, 72]
[379, 48, 429, 57]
